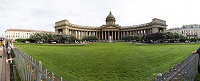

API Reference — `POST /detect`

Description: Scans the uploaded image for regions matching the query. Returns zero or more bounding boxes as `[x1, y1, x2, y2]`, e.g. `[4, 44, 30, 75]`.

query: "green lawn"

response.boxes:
[15, 42, 200, 81]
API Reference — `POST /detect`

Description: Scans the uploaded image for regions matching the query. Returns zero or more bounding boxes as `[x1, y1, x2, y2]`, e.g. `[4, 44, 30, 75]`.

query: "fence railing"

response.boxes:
[12, 46, 63, 81]
[154, 54, 199, 81]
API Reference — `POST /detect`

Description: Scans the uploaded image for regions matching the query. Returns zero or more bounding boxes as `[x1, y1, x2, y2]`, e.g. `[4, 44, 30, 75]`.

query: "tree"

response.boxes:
[162, 32, 173, 39]
[145, 32, 164, 41]
[30, 33, 43, 42]
[162, 31, 185, 40]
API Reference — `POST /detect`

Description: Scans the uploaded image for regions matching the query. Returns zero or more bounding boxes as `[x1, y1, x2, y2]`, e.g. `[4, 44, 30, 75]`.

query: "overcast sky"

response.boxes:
[1, 0, 200, 37]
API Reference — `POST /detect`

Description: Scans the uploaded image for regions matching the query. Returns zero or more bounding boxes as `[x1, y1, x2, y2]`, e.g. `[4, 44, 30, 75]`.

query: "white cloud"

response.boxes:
[1, 0, 200, 36]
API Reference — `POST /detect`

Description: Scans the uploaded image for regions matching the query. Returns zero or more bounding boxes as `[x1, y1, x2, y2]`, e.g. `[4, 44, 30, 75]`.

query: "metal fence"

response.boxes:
[154, 54, 199, 81]
[12, 46, 63, 81]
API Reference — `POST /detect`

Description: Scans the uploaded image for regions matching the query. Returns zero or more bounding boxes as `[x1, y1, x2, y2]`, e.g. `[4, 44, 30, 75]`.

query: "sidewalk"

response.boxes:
[0, 48, 11, 81]
[0, 48, 6, 81]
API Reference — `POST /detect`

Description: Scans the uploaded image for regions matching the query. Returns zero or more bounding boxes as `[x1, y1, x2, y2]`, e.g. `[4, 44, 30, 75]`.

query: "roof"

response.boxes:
[5, 29, 54, 33]
[106, 11, 115, 18]
[182, 24, 200, 28]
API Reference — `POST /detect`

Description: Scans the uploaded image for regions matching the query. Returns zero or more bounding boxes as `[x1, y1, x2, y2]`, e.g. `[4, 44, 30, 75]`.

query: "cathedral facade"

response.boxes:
[54, 11, 167, 40]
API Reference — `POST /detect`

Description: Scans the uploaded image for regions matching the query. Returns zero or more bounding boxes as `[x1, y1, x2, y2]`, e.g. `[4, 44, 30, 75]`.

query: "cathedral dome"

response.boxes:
[106, 11, 115, 18]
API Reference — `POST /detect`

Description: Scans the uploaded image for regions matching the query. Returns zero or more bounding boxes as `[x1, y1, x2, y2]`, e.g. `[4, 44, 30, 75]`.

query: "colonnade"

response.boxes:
[65, 28, 162, 40]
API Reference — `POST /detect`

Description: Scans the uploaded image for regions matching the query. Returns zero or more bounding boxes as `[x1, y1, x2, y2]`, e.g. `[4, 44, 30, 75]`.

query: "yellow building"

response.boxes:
[54, 11, 167, 40]
[166, 24, 200, 39]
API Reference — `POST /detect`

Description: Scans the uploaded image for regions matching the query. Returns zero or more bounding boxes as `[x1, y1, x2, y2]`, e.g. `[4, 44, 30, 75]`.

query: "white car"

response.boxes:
[37, 42, 43, 44]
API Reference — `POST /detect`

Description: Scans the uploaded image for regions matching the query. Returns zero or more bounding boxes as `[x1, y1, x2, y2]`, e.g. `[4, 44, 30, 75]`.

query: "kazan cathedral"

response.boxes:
[54, 11, 167, 40]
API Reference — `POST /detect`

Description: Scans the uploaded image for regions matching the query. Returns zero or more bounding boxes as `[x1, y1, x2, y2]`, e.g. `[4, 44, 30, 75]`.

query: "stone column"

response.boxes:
[98, 31, 99, 37]
[95, 31, 97, 37]
[112, 31, 113, 40]
[76, 30, 78, 39]
[136, 30, 138, 37]
[63, 28, 69, 35]
[55, 29, 58, 33]
[113, 31, 117, 40]
[118, 31, 119, 40]
[123, 31, 125, 38]
[102, 31, 104, 40]
[127, 31, 128, 36]
[152, 27, 159, 33]
[77, 30, 79, 38]
[83, 31, 85, 37]
[108, 31, 110, 38]
[76, 30, 77, 38]
[74, 30, 76, 38]
[80, 30, 82, 39]
[99, 31, 100, 39]
[145, 29, 148, 35]
[139, 30, 141, 37]
[121, 31, 122, 39]
[105, 31, 107, 40]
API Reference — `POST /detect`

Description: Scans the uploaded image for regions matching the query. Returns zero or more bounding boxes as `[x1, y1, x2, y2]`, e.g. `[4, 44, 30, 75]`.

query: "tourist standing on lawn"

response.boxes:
[192, 48, 200, 73]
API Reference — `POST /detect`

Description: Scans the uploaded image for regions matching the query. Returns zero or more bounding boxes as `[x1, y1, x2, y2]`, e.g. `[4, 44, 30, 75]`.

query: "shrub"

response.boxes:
[179, 39, 186, 42]
[190, 38, 197, 42]
[15, 39, 34, 43]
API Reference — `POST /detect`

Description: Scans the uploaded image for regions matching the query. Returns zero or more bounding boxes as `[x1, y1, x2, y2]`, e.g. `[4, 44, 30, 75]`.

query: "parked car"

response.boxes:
[185, 40, 190, 43]
[51, 42, 56, 44]
[37, 42, 43, 44]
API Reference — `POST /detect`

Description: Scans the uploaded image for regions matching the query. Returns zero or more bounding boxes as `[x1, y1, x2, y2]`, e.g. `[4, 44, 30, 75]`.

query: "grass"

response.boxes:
[15, 42, 200, 81]
[194, 73, 200, 81]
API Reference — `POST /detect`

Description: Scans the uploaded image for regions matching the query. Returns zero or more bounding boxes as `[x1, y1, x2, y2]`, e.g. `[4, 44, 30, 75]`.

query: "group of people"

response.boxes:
[0, 38, 16, 64]
[0, 38, 5, 54]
